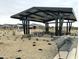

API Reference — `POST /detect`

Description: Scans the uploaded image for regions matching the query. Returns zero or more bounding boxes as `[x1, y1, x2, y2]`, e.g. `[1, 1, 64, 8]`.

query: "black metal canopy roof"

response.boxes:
[11, 7, 77, 23]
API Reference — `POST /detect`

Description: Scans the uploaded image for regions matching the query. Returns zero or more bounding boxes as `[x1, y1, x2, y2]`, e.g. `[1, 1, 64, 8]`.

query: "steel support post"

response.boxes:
[45, 22, 49, 33]
[55, 18, 58, 36]
[59, 18, 63, 36]
[66, 20, 69, 35]
[25, 20, 30, 34]
[69, 22, 72, 34]
[22, 20, 26, 34]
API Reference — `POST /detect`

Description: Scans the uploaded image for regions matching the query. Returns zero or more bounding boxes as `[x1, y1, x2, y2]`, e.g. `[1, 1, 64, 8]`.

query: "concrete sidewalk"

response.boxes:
[54, 48, 77, 59]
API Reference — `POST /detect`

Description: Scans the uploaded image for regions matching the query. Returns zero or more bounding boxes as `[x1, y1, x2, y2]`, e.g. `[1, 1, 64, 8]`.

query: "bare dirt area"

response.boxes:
[0, 29, 78, 59]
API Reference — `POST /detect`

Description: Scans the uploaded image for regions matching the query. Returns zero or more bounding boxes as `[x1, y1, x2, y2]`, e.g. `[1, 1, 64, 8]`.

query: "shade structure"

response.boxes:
[10, 7, 77, 36]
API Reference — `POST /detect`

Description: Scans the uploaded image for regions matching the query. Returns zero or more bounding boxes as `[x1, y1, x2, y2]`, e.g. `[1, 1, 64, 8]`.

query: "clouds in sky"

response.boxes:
[0, 0, 78, 26]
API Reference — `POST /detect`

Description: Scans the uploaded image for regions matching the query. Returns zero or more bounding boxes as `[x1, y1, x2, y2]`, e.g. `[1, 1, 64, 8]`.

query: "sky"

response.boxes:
[0, 0, 78, 27]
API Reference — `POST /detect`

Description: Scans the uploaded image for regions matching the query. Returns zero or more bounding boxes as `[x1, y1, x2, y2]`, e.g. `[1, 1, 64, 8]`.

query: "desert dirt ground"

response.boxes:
[0, 29, 78, 59]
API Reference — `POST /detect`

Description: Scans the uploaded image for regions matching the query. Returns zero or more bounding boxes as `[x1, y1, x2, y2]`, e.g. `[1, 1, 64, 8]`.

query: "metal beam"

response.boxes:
[19, 10, 40, 19]
[36, 8, 57, 18]
[41, 10, 73, 13]
[20, 15, 43, 23]
[26, 12, 57, 23]
[26, 12, 45, 18]
[48, 22, 73, 24]
[27, 17, 44, 22]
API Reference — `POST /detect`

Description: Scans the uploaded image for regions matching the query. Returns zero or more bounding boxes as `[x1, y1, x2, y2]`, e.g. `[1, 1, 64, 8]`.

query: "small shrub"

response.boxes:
[12, 31, 15, 36]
